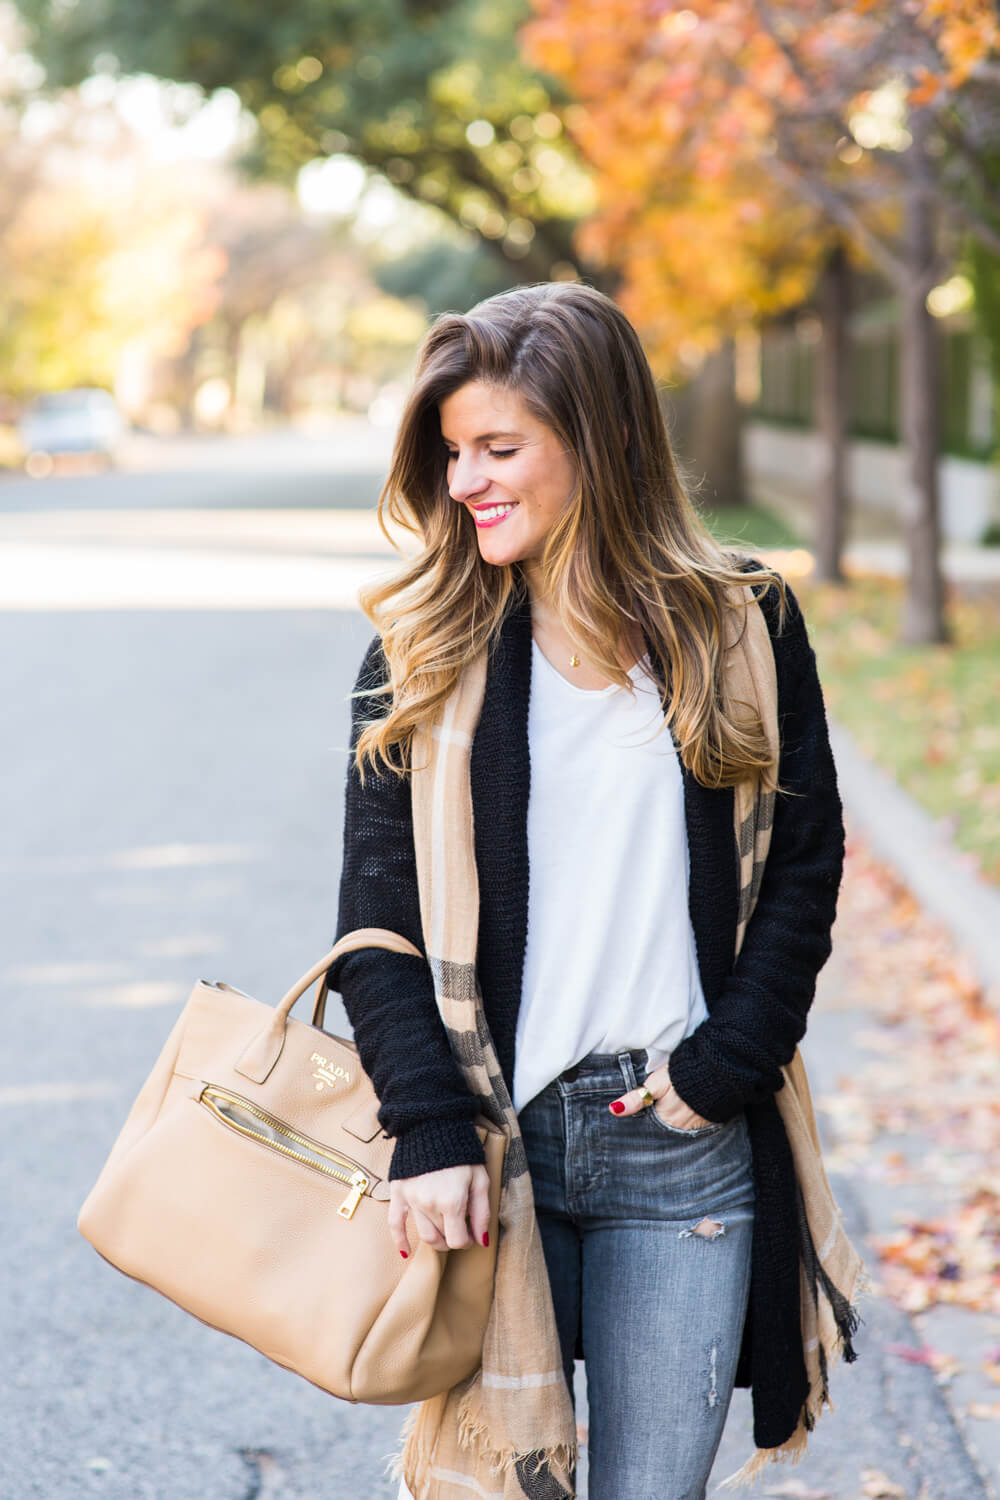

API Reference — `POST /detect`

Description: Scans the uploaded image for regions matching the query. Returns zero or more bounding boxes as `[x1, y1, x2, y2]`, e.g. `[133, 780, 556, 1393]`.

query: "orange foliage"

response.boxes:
[914, 0, 1000, 88]
[519, 0, 998, 371]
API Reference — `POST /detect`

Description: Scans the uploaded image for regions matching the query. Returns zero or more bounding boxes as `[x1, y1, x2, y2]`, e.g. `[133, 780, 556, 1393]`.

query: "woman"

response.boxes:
[327, 282, 856, 1499]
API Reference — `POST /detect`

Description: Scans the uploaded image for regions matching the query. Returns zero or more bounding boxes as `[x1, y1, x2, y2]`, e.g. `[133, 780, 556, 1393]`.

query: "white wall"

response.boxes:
[744, 422, 1000, 543]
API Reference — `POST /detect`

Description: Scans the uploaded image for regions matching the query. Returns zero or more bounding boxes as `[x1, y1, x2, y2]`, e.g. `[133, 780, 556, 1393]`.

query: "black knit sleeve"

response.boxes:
[665, 571, 846, 1122]
[325, 634, 487, 1180]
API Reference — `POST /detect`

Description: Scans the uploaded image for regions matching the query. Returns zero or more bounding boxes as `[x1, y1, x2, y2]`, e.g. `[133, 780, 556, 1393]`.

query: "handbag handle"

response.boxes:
[233, 927, 424, 1085]
[306, 929, 423, 1031]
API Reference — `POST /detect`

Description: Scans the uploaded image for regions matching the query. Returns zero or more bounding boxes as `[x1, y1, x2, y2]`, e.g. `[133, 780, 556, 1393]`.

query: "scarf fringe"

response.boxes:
[715, 1418, 812, 1491]
[384, 1383, 577, 1497]
[456, 1382, 576, 1481]
[836, 1261, 875, 1350]
[716, 1264, 876, 1491]
[386, 1397, 437, 1492]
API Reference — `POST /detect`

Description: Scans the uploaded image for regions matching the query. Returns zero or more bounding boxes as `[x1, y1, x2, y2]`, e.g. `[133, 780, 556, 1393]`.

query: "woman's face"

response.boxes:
[438, 381, 577, 569]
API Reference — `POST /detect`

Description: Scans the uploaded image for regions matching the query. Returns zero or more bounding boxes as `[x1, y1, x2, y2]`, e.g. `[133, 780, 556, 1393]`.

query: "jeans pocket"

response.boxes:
[646, 1100, 727, 1136]
[632, 1055, 724, 1138]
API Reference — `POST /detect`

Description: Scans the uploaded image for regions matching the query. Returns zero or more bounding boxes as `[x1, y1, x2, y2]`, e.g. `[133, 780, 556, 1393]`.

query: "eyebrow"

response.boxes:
[440, 430, 527, 443]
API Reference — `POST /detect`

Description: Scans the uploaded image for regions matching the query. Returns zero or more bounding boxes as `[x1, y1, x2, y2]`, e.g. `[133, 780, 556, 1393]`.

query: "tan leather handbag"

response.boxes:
[77, 926, 506, 1405]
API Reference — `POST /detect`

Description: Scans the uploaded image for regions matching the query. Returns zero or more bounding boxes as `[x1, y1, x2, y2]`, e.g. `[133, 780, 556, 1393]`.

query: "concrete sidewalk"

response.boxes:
[842, 539, 1000, 583]
[820, 721, 1000, 1499]
[829, 716, 1000, 1011]
[802, 941, 1000, 1500]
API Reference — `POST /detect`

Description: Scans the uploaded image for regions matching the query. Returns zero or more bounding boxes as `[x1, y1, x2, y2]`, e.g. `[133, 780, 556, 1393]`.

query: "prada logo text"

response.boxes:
[310, 1052, 352, 1091]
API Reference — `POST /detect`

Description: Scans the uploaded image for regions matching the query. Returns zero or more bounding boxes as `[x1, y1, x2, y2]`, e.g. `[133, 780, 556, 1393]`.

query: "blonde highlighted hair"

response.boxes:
[352, 280, 790, 792]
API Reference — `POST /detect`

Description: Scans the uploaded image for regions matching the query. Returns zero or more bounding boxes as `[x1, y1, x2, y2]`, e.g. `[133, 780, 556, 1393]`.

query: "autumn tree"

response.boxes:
[12, 0, 609, 290]
[13, 0, 850, 509]
[522, 0, 1000, 644]
[0, 14, 225, 397]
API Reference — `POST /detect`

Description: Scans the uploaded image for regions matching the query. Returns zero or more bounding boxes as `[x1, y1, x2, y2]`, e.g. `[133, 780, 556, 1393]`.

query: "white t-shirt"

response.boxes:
[511, 637, 709, 1114]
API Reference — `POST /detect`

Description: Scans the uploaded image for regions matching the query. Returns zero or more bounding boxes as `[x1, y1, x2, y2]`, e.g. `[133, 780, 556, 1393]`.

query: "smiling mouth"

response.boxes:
[472, 502, 519, 527]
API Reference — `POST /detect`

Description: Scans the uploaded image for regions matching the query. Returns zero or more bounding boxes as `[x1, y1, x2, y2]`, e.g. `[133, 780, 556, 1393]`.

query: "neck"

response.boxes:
[519, 566, 645, 673]
[519, 557, 550, 613]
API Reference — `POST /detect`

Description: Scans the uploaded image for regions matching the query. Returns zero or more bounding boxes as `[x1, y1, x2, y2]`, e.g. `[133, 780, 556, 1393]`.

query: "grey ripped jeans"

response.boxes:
[517, 1047, 755, 1500]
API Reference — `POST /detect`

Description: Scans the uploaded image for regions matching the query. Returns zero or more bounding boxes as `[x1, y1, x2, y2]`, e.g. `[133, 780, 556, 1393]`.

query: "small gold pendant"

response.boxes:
[569, 654, 580, 668]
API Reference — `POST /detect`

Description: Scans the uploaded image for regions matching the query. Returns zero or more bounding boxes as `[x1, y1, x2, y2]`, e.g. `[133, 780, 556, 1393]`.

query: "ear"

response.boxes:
[622, 423, 630, 448]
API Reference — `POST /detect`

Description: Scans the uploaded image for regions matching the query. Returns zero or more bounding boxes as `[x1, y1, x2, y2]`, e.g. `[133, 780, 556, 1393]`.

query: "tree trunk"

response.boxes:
[898, 114, 949, 645]
[681, 337, 745, 511]
[175, 327, 204, 432]
[814, 242, 850, 584]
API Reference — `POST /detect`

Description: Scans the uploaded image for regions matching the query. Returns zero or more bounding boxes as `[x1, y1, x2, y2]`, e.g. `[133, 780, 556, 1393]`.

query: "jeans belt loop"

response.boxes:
[618, 1049, 638, 1091]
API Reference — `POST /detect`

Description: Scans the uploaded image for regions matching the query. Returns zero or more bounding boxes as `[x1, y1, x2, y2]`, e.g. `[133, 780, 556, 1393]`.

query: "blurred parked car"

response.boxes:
[18, 388, 126, 475]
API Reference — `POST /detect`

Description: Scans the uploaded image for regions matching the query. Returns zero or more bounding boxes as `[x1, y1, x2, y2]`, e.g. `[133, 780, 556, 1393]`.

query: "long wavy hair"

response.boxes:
[352, 280, 790, 791]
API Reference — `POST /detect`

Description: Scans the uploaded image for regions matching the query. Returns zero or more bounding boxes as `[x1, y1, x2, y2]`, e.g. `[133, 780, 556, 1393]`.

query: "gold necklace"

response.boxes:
[530, 604, 582, 668]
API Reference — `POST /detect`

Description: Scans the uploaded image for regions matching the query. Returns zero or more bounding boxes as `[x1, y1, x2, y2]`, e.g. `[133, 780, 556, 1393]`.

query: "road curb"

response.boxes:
[829, 717, 1000, 1010]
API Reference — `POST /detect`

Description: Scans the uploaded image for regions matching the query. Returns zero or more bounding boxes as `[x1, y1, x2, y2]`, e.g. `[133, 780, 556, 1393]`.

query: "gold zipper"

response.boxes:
[197, 1082, 371, 1219]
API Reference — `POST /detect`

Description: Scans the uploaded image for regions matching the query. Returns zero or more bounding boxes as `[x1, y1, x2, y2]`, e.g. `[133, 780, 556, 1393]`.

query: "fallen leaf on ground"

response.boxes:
[814, 835, 1000, 1318]
[883, 1341, 961, 1381]
[761, 1482, 833, 1498]
[859, 1469, 906, 1497]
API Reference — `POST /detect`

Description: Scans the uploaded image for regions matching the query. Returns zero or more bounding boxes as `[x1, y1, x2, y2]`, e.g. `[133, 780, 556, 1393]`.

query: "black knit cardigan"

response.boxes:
[326, 558, 846, 1453]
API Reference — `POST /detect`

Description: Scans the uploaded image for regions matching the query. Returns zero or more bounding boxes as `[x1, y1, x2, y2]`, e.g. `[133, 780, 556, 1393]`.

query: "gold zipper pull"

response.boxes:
[338, 1170, 369, 1220]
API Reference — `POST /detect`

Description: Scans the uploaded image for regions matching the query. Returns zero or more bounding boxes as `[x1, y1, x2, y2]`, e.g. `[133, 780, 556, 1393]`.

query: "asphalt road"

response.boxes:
[1, 424, 992, 1500]
[1, 426, 418, 1500]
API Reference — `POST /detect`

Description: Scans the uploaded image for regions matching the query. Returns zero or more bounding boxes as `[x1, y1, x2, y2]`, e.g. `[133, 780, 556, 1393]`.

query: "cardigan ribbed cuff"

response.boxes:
[665, 1038, 746, 1124]
[387, 1114, 487, 1182]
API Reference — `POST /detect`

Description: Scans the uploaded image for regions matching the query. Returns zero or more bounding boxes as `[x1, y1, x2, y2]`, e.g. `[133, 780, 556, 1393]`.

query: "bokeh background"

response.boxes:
[1, 3, 998, 1497]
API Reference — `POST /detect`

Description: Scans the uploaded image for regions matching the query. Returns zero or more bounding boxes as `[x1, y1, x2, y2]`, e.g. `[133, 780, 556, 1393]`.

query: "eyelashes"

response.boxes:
[444, 449, 518, 460]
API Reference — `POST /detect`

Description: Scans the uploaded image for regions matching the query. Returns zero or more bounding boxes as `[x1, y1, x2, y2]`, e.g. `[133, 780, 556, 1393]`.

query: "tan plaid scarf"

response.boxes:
[390, 581, 871, 1498]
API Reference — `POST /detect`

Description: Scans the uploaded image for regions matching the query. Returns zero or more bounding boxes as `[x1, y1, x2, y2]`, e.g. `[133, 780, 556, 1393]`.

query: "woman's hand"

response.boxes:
[608, 1060, 717, 1131]
[388, 1163, 492, 1258]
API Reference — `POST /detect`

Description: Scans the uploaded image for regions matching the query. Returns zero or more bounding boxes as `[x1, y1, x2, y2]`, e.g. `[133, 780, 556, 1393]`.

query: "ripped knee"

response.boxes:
[678, 1217, 726, 1240]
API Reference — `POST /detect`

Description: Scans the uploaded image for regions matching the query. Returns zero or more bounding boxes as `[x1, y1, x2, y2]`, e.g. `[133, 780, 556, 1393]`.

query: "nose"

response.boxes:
[447, 452, 491, 504]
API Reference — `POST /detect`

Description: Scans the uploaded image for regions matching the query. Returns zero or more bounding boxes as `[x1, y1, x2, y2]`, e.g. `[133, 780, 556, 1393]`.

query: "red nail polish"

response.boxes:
[610, 1100, 625, 1115]
[400, 1250, 408, 1259]
[482, 1231, 489, 1247]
